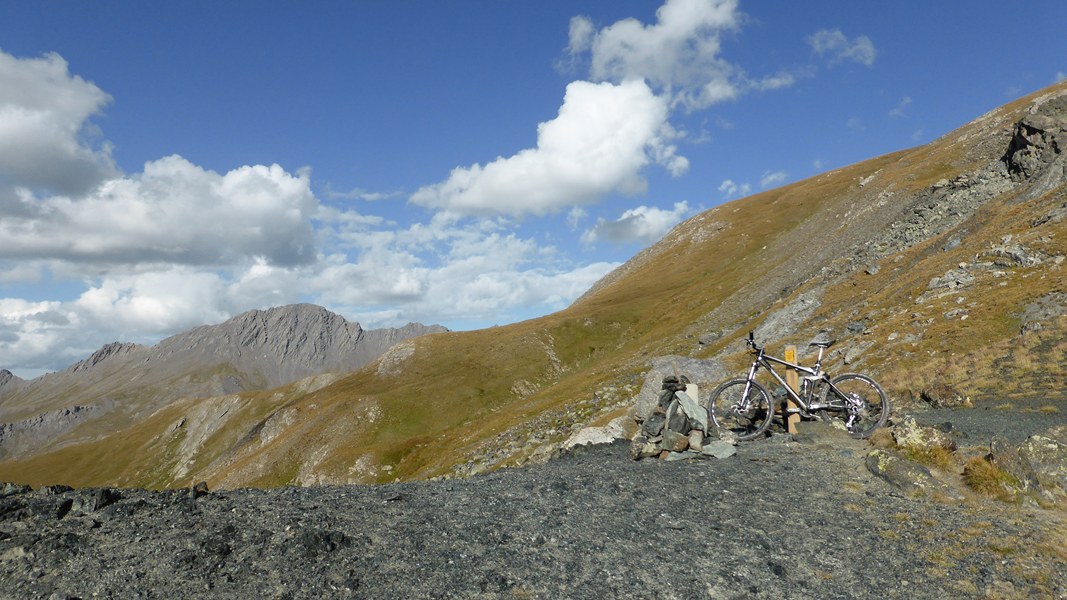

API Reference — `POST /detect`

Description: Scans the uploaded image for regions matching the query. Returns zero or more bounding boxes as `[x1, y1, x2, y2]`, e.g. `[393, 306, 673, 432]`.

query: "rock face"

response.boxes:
[68, 342, 144, 374]
[0, 405, 104, 461]
[1020, 425, 1067, 494]
[0, 369, 20, 391]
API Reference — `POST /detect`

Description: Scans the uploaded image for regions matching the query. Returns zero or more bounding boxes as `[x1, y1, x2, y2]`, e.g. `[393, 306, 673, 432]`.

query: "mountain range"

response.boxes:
[1, 81, 1065, 489]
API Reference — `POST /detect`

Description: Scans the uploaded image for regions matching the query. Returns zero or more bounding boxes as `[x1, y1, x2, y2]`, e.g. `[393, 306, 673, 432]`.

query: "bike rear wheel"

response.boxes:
[819, 373, 888, 438]
[707, 379, 774, 441]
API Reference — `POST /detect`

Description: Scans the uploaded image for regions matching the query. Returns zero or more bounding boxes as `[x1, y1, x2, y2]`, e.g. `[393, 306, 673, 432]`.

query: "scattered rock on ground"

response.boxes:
[920, 382, 972, 408]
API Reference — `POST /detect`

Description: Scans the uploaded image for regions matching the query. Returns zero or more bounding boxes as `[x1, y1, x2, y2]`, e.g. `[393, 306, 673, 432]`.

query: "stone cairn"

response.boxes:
[630, 375, 737, 461]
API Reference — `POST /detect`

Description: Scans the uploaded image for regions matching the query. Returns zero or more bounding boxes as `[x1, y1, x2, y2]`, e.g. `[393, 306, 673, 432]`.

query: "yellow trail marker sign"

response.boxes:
[785, 345, 800, 434]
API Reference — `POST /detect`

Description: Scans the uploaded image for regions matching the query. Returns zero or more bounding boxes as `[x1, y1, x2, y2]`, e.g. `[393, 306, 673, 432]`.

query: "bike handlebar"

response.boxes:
[746, 331, 762, 353]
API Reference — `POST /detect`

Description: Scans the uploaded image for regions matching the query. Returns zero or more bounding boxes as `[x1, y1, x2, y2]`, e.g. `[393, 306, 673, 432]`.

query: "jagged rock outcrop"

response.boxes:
[1003, 91, 1066, 204]
[1020, 425, 1067, 495]
[0, 369, 20, 394]
[67, 342, 145, 375]
[0, 405, 105, 461]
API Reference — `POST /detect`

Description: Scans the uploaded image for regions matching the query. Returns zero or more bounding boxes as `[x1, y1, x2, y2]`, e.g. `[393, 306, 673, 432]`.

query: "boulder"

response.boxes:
[687, 430, 704, 452]
[893, 415, 957, 452]
[628, 436, 660, 461]
[189, 481, 210, 499]
[1018, 425, 1067, 494]
[920, 383, 971, 408]
[662, 430, 690, 453]
[641, 412, 666, 437]
[632, 357, 728, 420]
[865, 449, 963, 500]
[700, 441, 737, 459]
[0, 482, 32, 497]
[987, 436, 1041, 495]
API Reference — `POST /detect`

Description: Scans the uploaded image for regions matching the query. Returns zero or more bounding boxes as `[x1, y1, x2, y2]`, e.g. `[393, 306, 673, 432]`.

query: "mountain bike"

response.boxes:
[706, 332, 889, 440]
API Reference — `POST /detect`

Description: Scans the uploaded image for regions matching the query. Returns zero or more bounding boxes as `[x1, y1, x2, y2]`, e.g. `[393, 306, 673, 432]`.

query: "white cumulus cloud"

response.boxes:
[581, 201, 691, 245]
[410, 79, 686, 217]
[0, 50, 117, 203]
[570, 0, 748, 109]
[0, 155, 318, 268]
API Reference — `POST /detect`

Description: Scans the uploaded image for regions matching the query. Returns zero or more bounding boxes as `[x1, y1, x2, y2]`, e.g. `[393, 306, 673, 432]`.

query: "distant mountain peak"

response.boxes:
[147, 303, 445, 388]
[67, 342, 145, 374]
[0, 368, 21, 388]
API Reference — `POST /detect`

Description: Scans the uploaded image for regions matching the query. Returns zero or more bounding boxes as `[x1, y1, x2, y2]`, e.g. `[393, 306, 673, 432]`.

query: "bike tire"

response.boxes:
[819, 373, 888, 438]
[707, 379, 775, 441]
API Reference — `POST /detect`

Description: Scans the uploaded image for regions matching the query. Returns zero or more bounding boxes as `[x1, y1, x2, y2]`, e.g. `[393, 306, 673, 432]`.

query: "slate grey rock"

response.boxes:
[662, 430, 689, 453]
[988, 436, 1041, 495]
[792, 420, 853, 445]
[641, 412, 666, 437]
[628, 436, 660, 461]
[0, 482, 32, 497]
[893, 415, 957, 452]
[665, 399, 688, 434]
[1019, 424, 1067, 494]
[189, 481, 210, 499]
[865, 449, 963, 500]
[920, 382, 971, 408]
[663, 450, 698, 462]
[700, 440, 737, 459]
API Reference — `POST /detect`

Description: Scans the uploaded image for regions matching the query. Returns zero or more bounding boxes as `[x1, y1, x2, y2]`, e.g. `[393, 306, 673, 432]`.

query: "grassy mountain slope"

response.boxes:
[2, 82, 1064, 489]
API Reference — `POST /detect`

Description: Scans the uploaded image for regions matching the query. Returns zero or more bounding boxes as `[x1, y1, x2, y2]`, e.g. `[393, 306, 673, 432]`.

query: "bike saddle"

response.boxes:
[809, 339, 836, 348]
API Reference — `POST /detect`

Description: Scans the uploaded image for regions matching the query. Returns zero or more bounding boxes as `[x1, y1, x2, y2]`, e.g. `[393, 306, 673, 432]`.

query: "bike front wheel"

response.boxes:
[819, 373, 888, 438]
[707, 379, 774, 441]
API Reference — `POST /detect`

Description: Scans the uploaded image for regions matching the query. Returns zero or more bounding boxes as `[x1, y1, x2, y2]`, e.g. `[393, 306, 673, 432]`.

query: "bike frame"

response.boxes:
[741, 342, 840, 417]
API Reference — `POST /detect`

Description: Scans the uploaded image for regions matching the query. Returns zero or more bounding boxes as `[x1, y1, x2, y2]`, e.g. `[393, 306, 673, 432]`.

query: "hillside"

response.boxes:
[0, 81, 1064, 489]
[0, 305, 445, 468]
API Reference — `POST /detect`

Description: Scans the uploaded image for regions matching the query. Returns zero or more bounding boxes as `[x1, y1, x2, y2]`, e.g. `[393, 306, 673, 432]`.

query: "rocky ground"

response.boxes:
[2, 401, 1066, 599]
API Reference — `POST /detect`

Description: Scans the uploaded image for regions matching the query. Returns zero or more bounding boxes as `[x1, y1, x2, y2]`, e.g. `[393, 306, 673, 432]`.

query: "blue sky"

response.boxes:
[1, 0, 1065, 378]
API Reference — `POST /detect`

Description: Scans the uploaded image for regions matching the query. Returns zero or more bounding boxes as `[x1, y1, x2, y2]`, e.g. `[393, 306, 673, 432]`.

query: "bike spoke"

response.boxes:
[708, 380, 774, 441]
[822, 374, 888, 438]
